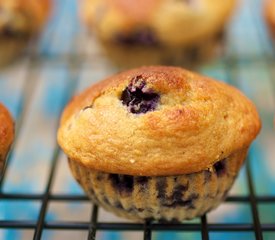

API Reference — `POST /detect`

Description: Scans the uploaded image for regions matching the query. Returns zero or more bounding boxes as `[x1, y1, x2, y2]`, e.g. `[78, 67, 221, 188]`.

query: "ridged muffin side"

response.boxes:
[68, 148, 247, 221]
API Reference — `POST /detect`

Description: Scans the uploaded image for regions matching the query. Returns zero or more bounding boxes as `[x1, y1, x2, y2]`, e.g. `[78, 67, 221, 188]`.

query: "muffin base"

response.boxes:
[96, 31, 225, 69]
[68, 148, 247, 222]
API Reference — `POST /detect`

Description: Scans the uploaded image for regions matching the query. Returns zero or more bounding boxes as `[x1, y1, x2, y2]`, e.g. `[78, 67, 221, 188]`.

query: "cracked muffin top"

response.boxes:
[81, 0, 237, 46]
[0, 0, 51, 36]
[0, 103, 14, 173]
[57, 66, 261, 176]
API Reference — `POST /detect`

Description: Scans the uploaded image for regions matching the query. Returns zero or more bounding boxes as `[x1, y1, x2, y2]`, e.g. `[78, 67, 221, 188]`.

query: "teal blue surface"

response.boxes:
[0, 0, 274, 239]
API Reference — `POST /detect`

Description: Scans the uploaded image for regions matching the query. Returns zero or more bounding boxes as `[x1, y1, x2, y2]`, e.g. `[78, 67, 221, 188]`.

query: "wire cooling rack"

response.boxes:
[0, 0, 275, 239]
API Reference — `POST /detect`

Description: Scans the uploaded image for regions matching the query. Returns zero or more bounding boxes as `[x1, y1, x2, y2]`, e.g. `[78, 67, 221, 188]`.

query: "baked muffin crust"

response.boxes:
[58, 66, 261, 176]
[0, 103, 14, 173]
[264, 0, 275, 36]
[0, 0, 51, 35]
[81, 0, 236, 46]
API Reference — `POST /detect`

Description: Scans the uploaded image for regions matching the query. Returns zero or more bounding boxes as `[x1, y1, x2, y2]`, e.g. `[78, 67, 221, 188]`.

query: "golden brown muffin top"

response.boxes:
[0, 0, 51, 34]
[58, 66, 261, 176]
[0, 103, 14, 169]
[265, 0, 275, 37]
[81, 0, 237, 46]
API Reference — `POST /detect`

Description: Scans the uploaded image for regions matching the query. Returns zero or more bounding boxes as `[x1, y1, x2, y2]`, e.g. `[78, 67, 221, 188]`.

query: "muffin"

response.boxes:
[81, 0, 237, 67]
[0, 103, 14, 176]
[58, 66, 261, 221]
[264, 0, 275, 37]
[0, 0, 51, 66]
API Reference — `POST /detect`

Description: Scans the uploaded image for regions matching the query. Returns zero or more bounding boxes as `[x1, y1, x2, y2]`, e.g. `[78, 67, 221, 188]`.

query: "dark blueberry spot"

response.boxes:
[163, 193, 198, 209]
[171, 184, 188, 203]
[214, 159, 226, 177]
[182, 194, 199, 209]
[109, 174, 134, 195]
[156, 177, 167, 201]
[121, 75, 160, 114]
[115, 28, 158, 46]
[163, 185, 196, 208]
[137, 208, 144, 212]
[109, 174, 120, 186]
[136, 176, 149, 186]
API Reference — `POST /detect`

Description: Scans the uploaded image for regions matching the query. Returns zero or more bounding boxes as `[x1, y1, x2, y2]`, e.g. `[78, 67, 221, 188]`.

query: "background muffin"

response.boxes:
[81, 0, 237, 68]
[0, 0, 51, 66]
[264, 0, 275, 37]
[0, 103, 14, 177]
[58, 66, 261, 221]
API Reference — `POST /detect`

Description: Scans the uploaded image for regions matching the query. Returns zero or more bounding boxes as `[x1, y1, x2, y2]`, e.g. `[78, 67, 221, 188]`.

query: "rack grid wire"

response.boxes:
[0, 0, 274, 239]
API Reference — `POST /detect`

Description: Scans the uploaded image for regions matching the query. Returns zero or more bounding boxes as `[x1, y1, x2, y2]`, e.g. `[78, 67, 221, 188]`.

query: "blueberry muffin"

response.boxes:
[81, 0, 237, 67]
[0, 103, 14, 176]
[0, 0, 51, 66]
[264, 0, 275, 37]
[58, 66, 261, 221]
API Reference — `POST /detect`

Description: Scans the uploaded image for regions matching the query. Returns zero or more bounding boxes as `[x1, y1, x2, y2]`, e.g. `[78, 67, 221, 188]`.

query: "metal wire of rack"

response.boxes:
[0, 0, 275, 239]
